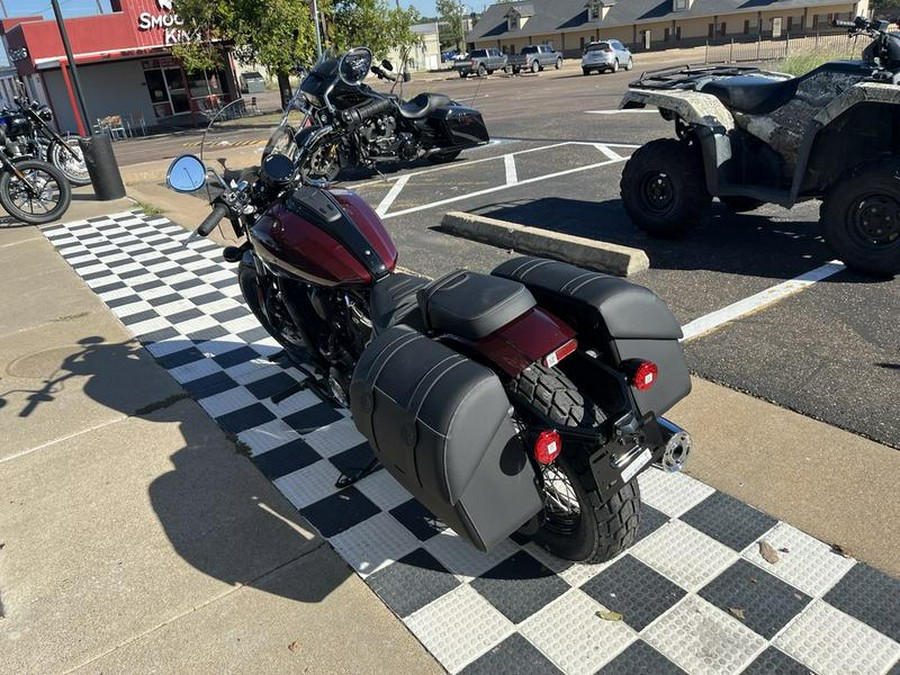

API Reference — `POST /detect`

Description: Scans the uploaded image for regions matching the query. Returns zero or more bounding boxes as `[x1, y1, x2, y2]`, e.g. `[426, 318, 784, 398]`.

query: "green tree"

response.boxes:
[172, 0, 321, 107]
[326, 0, 421, 59]
[436, 0, 462, 50]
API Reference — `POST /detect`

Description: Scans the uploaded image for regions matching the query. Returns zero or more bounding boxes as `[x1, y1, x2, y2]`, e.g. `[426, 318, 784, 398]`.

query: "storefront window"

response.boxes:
[143, 63, 190, 117]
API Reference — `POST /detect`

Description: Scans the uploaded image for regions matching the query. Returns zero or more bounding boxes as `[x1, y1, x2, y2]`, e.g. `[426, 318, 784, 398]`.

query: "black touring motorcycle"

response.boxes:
[166, 48, 692, 563]
[287, 47, 489, 180]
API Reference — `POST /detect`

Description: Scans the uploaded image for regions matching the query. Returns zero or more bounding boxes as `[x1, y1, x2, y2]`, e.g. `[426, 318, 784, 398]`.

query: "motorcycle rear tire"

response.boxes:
[507, 363, 641, 564]
[0, 159, 72, 225]
[48, 137, 91, 186]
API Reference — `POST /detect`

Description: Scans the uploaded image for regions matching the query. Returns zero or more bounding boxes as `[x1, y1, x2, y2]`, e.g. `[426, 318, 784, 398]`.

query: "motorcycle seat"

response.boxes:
[698, 76, 800, 115]
[398, 93, 453, 120]
[370, 273, 430, 333]
[417, 270, 535, 341]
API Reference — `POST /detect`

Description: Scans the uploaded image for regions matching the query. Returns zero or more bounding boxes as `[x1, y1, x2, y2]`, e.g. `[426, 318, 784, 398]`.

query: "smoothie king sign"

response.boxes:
[137, 0, 196, 45]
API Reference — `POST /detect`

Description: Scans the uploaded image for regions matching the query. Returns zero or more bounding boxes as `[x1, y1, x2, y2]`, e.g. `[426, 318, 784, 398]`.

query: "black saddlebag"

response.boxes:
[492, 257, 691, 417]
[431, 106, 490, 147]
[349, 325, 541, 551]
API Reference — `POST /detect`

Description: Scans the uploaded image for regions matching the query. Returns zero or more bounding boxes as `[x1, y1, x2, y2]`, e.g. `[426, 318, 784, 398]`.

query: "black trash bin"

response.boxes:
[79, 134, 126, 201]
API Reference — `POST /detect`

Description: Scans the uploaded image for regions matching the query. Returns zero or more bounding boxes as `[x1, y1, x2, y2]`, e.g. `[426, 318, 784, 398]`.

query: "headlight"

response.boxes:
[39, 107, 53, 122]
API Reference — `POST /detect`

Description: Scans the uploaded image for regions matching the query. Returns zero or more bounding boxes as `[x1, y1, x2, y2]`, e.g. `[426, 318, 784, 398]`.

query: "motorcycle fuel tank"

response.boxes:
[250, 186, 398, 288]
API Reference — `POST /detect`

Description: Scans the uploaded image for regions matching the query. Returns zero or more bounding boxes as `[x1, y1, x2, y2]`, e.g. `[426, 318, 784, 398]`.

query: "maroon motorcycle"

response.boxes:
[165, 47, 693, 563]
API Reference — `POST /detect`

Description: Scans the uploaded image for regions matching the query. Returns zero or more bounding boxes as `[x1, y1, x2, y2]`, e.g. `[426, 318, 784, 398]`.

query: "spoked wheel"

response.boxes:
[300, 139, 341, 182]
[620, 138, 711, 237]
[822, 165, 900, 276]
[49, 137, 91, 186]
[507, 363, 641, 563]
[0, 160, 72, 225]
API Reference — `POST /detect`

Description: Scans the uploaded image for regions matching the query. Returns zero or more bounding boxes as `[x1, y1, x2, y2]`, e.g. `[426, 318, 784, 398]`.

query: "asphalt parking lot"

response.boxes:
[116, 61, 899, 450]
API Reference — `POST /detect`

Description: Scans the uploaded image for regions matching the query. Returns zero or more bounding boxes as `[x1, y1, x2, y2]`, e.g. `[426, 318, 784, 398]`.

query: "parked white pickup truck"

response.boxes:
[507, 45, 563, 74]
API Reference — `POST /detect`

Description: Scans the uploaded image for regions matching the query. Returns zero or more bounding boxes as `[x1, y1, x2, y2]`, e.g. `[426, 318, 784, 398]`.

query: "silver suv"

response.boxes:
[582, 40, 633, 75]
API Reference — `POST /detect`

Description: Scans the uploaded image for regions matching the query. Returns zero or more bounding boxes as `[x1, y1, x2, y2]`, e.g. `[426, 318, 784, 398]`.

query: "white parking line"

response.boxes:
[376, 175, 410, 216]
[595, 143, 623, 161]
[504, 154, 518, 185]
[585, 109, 659, 115]
[352, 141, 639, 189]
[680, 261, 846, 342]
[383, 156, 626, 219]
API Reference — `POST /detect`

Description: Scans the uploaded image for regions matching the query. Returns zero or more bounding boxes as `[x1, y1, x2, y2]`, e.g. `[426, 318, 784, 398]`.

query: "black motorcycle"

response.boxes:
[0, 97, 91, 186]
[295, 47, 489, 179]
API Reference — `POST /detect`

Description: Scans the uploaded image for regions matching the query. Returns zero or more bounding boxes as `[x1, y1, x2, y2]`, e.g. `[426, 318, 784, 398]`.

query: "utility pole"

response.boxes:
[50, 0, 125, 200]
[312, 0, 322, 58]
[0, 0, 8, 19]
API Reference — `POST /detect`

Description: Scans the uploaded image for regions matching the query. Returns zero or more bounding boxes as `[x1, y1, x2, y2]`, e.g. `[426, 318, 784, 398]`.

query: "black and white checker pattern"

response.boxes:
[42, 211, 900, 675]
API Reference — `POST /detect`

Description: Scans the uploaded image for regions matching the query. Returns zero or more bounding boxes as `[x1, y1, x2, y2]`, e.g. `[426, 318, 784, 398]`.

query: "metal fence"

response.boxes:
[702, 32, 865, 64]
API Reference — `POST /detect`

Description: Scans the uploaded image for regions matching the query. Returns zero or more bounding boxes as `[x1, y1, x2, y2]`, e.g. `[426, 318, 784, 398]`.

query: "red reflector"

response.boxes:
[534, 430, 561, 465]
[542, 339, 578, 368]
[632, 361, 658, 391]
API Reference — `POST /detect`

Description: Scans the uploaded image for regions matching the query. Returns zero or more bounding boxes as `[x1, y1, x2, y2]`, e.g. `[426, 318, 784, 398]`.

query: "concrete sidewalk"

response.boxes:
[0, 190, 442, 674]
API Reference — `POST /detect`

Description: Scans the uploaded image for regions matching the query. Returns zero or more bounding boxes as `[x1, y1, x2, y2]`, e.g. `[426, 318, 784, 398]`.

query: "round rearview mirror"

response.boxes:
[166, 155, 207, 193]
[338, 47, 373, 87]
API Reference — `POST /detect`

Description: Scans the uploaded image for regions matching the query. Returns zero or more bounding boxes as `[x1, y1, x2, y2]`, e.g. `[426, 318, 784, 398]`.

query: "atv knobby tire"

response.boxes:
[821, 166, 900, 276]
[507, 363, 641, 563]
[621, 138, 711, 237]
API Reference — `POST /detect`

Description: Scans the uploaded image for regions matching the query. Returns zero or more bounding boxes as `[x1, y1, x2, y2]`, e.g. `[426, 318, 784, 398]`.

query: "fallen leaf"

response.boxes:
[831, 543, 852, 558]
[596, 610, 624, 622]
[729, 607, 746, 621]
[288, 640, 301, 653]
[759, 541, 780, 564]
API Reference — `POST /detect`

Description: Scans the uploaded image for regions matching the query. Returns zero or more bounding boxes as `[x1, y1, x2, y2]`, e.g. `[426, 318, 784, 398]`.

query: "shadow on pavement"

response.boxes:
[466, 196, 891, 283]
[0, 336, 348, 603]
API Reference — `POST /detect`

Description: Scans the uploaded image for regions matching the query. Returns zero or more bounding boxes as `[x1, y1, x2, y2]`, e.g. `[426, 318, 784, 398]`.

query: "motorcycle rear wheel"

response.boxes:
[508, 363, 642, 563]
[0, 160, 72, 225]
[48, 137, 91, 186]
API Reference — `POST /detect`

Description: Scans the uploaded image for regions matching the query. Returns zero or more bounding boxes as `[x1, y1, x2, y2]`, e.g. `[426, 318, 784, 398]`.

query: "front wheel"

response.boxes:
[620, 138, 711, 237]
[821, 166, 900, 276]
[625, 57, 634, 71]
[458, 71, 467, 78]
[582, 67, 591, 76]
[507, 363, 640, 563]
[300, 138, 341, 182]
[477, 64, 487, 78]
[611, 59, 619, 73]
[48, 138, 91, 186]
[555, 58, 563, 70]
[531, 60, 540, 74]
[0, 160, 72, 225]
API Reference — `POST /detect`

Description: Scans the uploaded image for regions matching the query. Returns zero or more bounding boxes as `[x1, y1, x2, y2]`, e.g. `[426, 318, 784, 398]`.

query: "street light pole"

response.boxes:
[50, 0, 91, 134]
[312, 0, 323, 58]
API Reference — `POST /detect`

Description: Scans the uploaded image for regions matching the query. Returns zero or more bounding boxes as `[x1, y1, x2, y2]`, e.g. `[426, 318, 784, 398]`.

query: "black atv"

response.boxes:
[619, 16, 900, 276]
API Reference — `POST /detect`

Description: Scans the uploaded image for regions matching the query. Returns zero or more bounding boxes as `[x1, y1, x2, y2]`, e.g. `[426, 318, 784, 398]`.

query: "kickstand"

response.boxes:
[267, 349, 287, 363]
[335, 457, 382, 489]
[270, 380, 309, 405]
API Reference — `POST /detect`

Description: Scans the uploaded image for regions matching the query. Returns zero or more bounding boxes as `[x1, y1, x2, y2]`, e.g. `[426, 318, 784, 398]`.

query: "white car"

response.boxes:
[582, 40, 634, 75]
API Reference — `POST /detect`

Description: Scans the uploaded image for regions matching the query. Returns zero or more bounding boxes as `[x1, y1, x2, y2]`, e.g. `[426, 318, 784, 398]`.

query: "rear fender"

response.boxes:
[447, 307, 576, 378]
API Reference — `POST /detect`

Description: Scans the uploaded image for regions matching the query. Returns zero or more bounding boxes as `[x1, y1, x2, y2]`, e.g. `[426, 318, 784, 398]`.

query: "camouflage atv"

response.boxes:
[619, 17, 900, 276]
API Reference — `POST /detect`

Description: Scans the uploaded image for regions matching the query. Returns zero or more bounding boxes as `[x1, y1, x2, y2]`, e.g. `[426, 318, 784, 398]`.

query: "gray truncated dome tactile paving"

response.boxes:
[41, 211, 900, 675]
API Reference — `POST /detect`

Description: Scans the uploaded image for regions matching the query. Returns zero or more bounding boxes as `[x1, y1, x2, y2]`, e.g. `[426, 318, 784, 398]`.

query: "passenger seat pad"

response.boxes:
[417, 270, 535, 341]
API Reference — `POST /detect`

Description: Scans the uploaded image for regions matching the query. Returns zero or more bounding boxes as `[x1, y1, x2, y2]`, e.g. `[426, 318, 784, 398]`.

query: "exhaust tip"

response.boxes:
[659, 430, 691, 472]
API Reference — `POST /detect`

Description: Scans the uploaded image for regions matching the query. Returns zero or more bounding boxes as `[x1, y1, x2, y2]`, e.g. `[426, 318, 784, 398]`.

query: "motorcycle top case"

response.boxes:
[493, 257, 691, 417]
[349, 326, 541, 551]
[430, 106, 490, 147]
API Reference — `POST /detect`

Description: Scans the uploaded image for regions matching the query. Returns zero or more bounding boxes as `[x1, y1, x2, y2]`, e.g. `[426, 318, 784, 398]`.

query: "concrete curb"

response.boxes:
[440, 211, 649, 277]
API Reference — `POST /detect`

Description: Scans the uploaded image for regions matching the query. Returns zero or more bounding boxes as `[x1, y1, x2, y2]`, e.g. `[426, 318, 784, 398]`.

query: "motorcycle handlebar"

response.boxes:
[198, 203, 230, 236]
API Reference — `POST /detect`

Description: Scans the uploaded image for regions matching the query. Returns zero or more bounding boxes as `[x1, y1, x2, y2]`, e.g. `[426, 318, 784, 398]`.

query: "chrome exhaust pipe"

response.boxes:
[655, 417, 692, 473]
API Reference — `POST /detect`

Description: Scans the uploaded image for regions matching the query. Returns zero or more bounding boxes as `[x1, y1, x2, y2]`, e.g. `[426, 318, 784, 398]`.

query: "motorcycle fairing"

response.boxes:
[350, 325, 542, 552]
